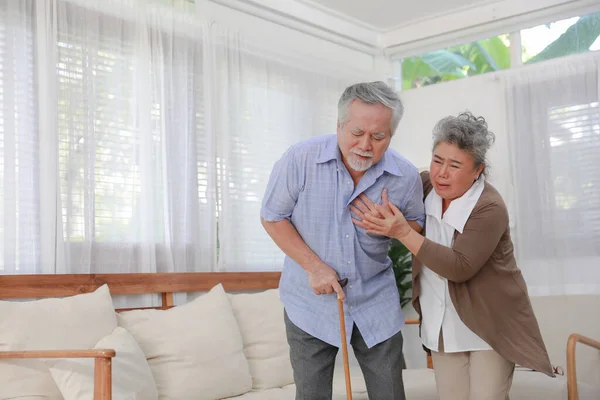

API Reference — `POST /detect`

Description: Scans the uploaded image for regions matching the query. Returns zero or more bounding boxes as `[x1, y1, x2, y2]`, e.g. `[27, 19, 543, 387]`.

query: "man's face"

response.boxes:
[337, 100, 392, 175]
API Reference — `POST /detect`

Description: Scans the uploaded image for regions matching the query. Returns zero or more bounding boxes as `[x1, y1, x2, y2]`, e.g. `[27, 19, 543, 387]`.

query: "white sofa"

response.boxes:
[0, 282, 598, 399]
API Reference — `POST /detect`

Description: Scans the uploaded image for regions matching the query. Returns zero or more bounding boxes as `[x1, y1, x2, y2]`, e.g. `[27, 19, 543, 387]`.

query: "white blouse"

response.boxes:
[419, 176, 492, 353]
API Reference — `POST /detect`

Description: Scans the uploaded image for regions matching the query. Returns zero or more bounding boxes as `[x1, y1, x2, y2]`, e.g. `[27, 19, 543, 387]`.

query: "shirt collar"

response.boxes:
[315, 135, 403, 177]
[315, 135, 339, 164]
[424, 176, 485, 233]
[378, 151, 403, 177]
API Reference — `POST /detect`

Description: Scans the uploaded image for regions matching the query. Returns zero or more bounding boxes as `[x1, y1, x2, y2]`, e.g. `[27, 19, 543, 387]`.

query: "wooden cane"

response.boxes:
[337, 278, 352, 400]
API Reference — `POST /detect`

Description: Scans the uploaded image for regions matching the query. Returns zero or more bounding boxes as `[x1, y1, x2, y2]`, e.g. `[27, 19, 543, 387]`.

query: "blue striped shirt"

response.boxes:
[261, 134, 425, 348]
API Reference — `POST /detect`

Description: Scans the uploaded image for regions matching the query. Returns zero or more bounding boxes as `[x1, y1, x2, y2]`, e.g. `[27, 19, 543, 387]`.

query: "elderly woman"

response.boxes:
[351, 111, 554, 400]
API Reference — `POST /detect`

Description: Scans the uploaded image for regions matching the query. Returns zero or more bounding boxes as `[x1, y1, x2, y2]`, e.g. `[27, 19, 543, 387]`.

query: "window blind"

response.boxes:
[509, 61, 600, 263]
[57, 5, 140, 243]
[54, 3, 212, 273]
[547, 101, 600, 253]
[216, 51, 353, 271]
[0, 1, 39, 273]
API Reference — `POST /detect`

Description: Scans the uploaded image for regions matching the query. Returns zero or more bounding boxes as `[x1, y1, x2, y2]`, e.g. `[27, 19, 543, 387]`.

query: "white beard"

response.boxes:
[347, 151, 373, 172]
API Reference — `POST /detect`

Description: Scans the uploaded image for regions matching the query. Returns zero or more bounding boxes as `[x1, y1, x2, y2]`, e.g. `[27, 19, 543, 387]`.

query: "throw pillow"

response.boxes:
[118, 283, 252, 400]
[49, 327, 158, 400]
[0, 284, 118, 399]
[228, 289, 294, 390]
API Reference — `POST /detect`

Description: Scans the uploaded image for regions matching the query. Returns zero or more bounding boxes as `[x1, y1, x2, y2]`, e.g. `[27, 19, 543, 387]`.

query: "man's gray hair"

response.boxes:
[337, 81, 404, 136]
[432, 111, 496, 176]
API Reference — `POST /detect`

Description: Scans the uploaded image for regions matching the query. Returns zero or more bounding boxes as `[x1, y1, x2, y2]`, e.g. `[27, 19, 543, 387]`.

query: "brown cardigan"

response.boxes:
[412, 171, 554, 377]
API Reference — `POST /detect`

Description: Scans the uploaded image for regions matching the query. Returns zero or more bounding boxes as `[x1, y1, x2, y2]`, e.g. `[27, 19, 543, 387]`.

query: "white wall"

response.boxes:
[391, 74, 514, 369]
[206, 0, 600, 64]
[204, 1, 377, 77]
[392, 73, 512, 205]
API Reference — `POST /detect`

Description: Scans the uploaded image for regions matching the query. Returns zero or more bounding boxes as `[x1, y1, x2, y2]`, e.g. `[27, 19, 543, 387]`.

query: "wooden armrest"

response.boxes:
[0, 349, 115, 400]
[567, 333, 600, 400]
[404, 318, 434, 369]
[0, 349, 115, 359]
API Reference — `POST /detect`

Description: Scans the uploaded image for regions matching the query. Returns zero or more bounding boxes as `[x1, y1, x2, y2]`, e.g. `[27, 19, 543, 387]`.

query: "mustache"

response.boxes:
[351, 149, 373, 157]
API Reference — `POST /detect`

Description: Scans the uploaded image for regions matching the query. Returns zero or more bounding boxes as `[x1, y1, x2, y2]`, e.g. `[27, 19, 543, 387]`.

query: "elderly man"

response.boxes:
[260, 81, 425, 400]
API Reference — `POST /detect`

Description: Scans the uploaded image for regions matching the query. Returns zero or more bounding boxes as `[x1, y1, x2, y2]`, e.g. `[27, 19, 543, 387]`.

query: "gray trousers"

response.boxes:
[284, 311, 406, 400]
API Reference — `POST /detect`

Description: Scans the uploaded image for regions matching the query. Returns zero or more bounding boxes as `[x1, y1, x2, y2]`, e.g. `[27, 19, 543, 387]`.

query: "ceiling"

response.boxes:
[307, 0, 489, 30]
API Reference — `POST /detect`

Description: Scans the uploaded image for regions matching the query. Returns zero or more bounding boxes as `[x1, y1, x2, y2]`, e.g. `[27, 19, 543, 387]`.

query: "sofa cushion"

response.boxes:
[225, 383, 370, 400]
[333, 364, 438, 400]
[0, 360, 63, 400]
[228, 361, 600, 400]
[0, 284, 118, 400]
[118, 283, 252, 400]
[224, 384, 297, 399]
[226, 361, 375, 400]
[0, 284, 117, 350]
[229, 289, 294, 390]
[49, 327, 158, 400]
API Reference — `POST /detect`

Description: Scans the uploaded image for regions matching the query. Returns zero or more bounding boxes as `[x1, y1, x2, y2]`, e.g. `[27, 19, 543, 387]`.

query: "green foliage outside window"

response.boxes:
[402, 11, 600, 91]
[524, 12, 600, 64]
[402, 35, 510, 90]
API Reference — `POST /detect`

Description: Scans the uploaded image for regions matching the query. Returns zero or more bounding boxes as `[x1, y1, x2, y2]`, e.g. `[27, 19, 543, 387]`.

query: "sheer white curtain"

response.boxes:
[0, 0, 369, 280]
[51, 0, 215, 275]
[0, 0, 40, 273]
[505, 52, 600, 295]
[0, 0, 216, 282]
[0, 0, 39, 274]
[206, 26, 360, 271]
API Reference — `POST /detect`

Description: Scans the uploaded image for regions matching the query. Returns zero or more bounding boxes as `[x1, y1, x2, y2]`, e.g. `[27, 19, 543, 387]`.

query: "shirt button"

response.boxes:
[349, 285, 353, 289]
[347, 181, 351, 184]
[347, 261, 352, 264]
[350, 306, 353, 310]
[345, 234, 349, 238]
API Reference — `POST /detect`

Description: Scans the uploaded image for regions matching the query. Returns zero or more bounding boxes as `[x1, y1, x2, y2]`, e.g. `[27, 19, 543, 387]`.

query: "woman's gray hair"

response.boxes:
[338, 81, 404, 136]
[432, 111, 496, 176]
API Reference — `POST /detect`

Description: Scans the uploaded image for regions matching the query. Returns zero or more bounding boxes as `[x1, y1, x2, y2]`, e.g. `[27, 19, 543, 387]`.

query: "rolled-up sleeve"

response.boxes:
[260, 147, 304, 222]
[402, 172, 426, 227]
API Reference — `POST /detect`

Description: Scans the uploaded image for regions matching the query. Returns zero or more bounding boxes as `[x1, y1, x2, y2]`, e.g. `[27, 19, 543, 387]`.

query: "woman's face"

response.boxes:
[429, 142, 484, 201]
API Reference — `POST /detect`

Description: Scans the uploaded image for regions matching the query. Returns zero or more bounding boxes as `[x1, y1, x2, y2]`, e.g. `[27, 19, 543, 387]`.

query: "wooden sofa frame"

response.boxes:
[0, 272, 597, 400]
[0, 272, 281, 399]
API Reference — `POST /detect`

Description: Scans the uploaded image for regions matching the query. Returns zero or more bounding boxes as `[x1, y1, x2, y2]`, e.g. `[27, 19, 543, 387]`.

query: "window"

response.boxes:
[57, 4, 207, 249]
[214, 49, 351, 271]
[0, 1, 39, 273]
[52, 2, 211, 273]
[57, 7, 139, 242]
[401, 34, 510, 90]
[508, 62, 600, 260]
[401, 10, 600, 91]
[547, 101, 600, 252]
[521, 10, 600, 64]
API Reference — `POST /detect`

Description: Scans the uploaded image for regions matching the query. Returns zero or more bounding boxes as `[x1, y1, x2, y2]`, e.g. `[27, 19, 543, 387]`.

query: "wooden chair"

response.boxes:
[567, 333, 600, 400]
